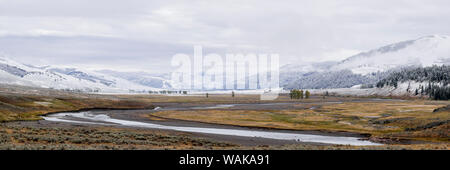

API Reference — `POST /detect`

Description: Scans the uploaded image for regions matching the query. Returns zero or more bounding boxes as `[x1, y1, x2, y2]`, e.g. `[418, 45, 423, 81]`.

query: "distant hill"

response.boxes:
[281, 35, 450, 89]
[1, 35, 449, 93]
[0, 56, 161, 93]
[332, 35, 450, 75]
[282, 70, 390, 89]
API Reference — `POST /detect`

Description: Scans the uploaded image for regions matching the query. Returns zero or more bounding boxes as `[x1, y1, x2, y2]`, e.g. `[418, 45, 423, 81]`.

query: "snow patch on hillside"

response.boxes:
[332, 35, 450, 75]
[0, 55, 162, 93]
[308, 81, 438, 97]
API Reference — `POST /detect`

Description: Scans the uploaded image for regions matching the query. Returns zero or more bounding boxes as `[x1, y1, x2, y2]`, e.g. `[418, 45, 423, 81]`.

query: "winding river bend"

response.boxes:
[42, 103, 382, 146]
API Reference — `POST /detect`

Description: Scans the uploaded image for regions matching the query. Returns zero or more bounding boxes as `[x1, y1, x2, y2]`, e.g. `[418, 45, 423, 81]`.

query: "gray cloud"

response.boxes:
[0, 0, 449, 72]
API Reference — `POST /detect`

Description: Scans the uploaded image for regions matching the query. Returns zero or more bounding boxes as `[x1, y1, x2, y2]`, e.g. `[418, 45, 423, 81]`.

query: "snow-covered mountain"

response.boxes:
[281, 61, 338, 74]
[0, 56, 161, 93]
[96, 70, 173, 89]
[281, 35, 450, 89]
[1, 35, 449, 92]
[331, 35, 450, 75]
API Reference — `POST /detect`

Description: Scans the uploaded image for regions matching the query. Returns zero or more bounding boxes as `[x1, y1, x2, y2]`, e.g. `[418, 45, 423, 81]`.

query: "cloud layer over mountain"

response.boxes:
[1, 0, 450, 73]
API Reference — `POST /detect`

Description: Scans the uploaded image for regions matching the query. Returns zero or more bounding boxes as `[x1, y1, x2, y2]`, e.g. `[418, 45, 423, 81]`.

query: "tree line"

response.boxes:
[376, 65, 450, 100]
[289, 89, 310, 99]
[376, 65, 449, 88]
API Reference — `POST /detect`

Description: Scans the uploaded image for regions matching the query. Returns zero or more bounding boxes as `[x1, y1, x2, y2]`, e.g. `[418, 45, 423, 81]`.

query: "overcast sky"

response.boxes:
[0, 0, 449, 73]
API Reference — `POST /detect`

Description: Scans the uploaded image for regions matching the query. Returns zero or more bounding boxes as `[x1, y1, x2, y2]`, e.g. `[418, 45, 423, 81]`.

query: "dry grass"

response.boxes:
[151, 100, 450, 143]
[268, 143, 449, 150]
[116, 93, 365, 104]
[0, 94, 154, 122]
[1, 124, 447, 150]
[0, 124, 237, 150]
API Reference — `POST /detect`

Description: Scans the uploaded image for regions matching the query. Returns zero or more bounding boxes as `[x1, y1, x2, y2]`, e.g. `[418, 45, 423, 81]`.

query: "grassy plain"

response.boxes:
[150, 96, 450, 144]
[0, 85, 154, 122]
[0, 124, 237, 150]
[1, 85, 448, 149]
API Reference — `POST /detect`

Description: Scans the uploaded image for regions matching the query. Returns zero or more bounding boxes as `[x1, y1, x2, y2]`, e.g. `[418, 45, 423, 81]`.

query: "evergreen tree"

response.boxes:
[305, 90, 310, 99]
[419, 85, 423, 95]
[376, 65, 450, 100]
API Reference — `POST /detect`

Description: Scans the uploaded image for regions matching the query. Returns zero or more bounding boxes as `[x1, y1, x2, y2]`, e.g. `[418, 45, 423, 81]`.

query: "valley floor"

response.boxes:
[0, 85, 448, 150]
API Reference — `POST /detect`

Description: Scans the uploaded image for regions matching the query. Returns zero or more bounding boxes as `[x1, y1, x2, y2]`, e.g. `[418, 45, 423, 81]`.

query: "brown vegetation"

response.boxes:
[0, 124, 237, 150]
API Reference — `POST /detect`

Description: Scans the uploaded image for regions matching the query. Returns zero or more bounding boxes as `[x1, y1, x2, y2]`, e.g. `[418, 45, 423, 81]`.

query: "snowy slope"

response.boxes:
[2, 35, 449, 92]
[280, 35, 450, 89]
[0, 56, 161, 93]
[331, 35, 450, 75]
[96, 70, 173, 89]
